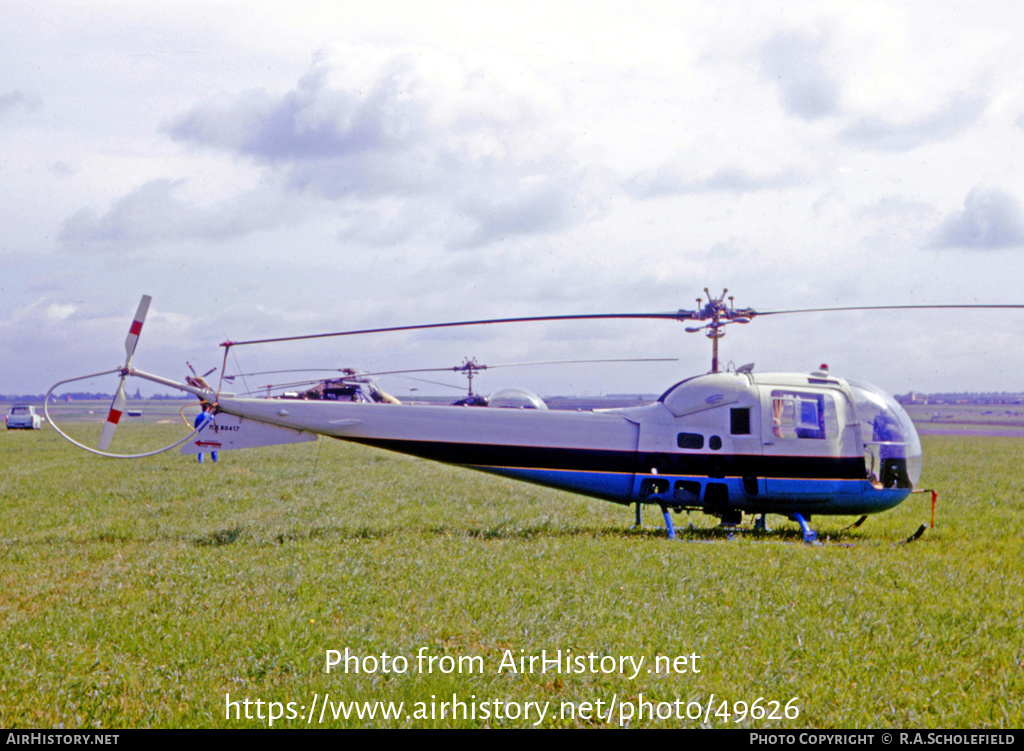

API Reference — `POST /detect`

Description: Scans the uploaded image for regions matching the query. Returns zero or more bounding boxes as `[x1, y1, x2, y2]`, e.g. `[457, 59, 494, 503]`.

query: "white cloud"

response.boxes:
[58, 179, 294, 252]
[930, 187, 1024, 249]
[760, 30, 841, 121]
[0, 90, 41, 117]
[163, 49, 591, 249]
[841, 88, 989, 152]
[45, 303, 76, 321]
[625, 165, 805, 199]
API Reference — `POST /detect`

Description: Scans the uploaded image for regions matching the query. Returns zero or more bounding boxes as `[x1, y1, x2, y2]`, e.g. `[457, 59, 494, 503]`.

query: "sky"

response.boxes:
[3, 0, 1024, 400]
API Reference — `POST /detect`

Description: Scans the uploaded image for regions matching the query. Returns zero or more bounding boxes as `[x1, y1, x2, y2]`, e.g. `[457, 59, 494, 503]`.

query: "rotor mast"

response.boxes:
[455, 357, 486, 396]
[681, 288, 754, 372]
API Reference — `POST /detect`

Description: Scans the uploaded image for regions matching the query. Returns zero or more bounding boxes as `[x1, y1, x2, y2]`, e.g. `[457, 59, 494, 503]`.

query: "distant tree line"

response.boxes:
[2, 392, 193, 402]
[898, 392, 1024, 405]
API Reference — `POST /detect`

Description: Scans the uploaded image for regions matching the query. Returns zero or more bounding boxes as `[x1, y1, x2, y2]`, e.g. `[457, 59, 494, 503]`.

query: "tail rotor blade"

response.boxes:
[124, 295, 152, 367]
[98, 377, 128, 450]
[99, 295, 150, 451]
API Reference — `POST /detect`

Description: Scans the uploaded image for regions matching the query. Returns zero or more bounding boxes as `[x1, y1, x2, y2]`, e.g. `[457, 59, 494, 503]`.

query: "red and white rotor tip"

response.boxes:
[97, 379, 128, 450]
[98, 295, 151, 451]
[124, 295, 151, 367]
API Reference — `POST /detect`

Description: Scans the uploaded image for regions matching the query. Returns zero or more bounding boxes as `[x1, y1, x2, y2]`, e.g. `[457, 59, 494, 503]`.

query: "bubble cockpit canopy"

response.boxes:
[487, 387, 549, 410]
[847, 379, 922, 488]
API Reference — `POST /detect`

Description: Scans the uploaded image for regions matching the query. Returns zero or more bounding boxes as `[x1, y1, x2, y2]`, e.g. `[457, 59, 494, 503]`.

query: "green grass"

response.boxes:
[1, 424, 1022, 728]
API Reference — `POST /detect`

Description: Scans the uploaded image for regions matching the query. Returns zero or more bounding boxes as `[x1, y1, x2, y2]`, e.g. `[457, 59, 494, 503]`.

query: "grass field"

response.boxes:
[1, 417, 1022, 728]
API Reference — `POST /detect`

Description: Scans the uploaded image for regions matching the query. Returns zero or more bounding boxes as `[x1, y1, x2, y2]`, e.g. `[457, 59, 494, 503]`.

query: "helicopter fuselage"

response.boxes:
[208, 369, 922, 521]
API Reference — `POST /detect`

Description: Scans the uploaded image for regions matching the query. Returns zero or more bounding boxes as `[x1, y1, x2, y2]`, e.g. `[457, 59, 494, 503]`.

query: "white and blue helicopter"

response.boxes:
[46, 291, 1020, 543]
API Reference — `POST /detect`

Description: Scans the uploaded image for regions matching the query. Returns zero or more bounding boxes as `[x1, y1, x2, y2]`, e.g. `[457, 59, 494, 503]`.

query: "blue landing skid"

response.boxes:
[790, 513, 819, 545]
[659, 505, 677, 540]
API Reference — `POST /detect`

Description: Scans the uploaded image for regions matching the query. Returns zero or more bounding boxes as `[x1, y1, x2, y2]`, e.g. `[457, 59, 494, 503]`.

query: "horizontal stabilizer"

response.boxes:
[180, 413, 317, 454]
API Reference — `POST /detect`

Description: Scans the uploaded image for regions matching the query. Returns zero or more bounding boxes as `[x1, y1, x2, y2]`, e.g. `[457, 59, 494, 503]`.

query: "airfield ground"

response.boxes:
[0, 403, 1021, 728]
[903, 402, 1024, 438]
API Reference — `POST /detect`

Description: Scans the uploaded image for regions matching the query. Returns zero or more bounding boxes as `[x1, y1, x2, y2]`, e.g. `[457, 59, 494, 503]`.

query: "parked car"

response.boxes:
[5, 404, 43, 429]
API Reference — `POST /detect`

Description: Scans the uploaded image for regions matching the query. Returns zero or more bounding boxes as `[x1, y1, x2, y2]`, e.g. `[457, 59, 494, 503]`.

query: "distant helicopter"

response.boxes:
[45, 291, 1024, 543]
[225, 356, 676, 407]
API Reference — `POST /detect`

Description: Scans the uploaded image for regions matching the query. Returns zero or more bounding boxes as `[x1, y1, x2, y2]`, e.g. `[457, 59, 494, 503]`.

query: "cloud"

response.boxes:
[841, 88, 988, 152]
[0, 90, 41, 117]
[167, 72, 396, 165]
[58, 179, 287, 251]
[760, 31, 840, 121]
[930, 188, 1024, 249]
[50, 162, 76, 179]
[164, 51, 588, 248]
[624, 165, 803, 199]
[45, 302, 77, 321]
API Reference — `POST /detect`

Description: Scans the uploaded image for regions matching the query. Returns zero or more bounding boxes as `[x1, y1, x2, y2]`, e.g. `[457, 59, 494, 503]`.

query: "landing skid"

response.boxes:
[841, 515, 869, 532]
[633, 505, 920, 546]
[658, 503, 677, 540]
[789, 513, 820, 545]
[632, 501, 684, 539]
[900, 524, 927, 544]
[840, 513, 929, 544]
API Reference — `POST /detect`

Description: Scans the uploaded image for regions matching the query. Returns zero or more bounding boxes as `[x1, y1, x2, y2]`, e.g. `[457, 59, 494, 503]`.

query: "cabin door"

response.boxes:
[758, 386, 857, 497]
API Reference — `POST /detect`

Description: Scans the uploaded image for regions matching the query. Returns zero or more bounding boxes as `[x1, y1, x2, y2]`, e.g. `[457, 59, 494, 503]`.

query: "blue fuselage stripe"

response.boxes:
[340, 436, 903, 513]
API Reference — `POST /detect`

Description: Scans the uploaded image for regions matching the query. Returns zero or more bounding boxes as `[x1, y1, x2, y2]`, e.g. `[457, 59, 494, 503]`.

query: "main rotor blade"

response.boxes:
[219, 300, 1024, 352]
[755, 304, 1024, 316]
[221, 312, 691, 348]
[224, 368, 357, 381]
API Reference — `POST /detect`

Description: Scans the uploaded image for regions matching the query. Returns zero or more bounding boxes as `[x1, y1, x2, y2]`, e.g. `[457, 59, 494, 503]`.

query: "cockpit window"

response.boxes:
[848, 381, 913, 443]
[847, 379, 923, 487]
[770, 391, 838, 440]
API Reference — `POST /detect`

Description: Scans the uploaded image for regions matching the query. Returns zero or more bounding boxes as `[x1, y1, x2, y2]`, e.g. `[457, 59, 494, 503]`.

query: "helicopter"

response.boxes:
[45, 290, 1023, 543]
